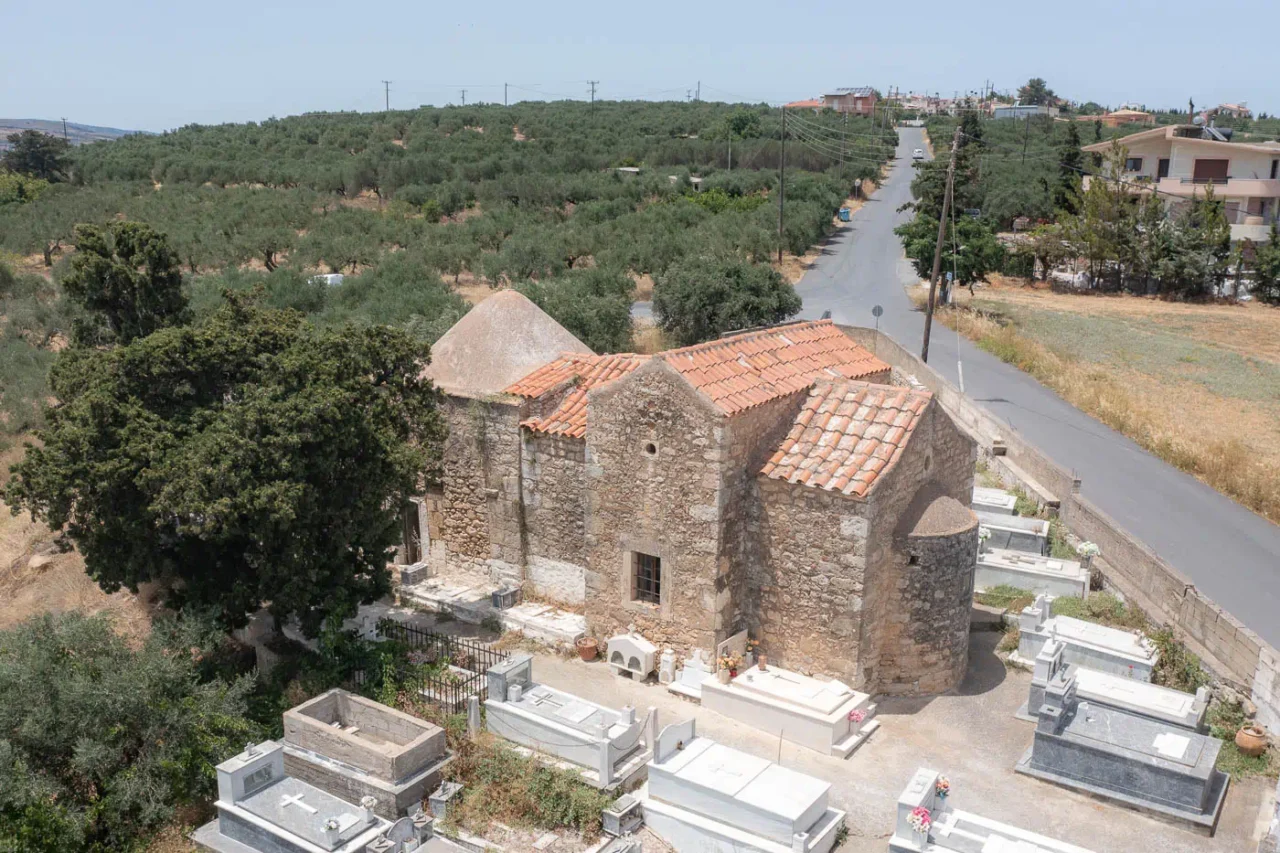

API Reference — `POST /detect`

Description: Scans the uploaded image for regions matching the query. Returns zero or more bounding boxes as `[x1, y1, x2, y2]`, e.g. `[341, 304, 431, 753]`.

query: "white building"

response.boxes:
[1084, 125, 1280, 242]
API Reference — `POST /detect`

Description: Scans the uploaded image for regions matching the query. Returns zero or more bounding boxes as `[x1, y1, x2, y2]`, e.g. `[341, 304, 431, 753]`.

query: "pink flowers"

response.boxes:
[907, 806, 931, 834]
[847, 708, 867, 724]
[935, 776, 951, 798]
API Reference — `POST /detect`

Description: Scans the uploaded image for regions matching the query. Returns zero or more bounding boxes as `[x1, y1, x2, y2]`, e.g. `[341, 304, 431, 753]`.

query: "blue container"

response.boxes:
[838, 207, 851, 222]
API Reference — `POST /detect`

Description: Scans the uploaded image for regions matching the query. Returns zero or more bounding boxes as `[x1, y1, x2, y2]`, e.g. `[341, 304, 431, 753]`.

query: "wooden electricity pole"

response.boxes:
[921, 125, 961, 363]
[777, 106, 787, 262]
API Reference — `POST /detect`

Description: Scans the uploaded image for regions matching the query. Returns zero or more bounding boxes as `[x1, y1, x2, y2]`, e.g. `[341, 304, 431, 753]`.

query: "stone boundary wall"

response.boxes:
[839, 325, 1280, 730]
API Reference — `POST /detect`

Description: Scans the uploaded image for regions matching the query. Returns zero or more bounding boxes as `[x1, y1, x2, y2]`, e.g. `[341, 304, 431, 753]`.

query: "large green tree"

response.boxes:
[1055, 122, 1083, 214]
[896, 211, 1004, 294]
[654, 255, 800, 346]
[6, 294, 446, 633]
[1251, 225, 1280, 303]
[2, 130, 70, 182]
[1017, 78, 1056, 106]
[0, 612, 257, 851]
[62, 221, 190, 345]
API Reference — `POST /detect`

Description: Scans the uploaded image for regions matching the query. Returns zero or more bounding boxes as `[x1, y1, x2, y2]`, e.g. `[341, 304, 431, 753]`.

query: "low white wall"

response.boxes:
[526, 556, 586, 605]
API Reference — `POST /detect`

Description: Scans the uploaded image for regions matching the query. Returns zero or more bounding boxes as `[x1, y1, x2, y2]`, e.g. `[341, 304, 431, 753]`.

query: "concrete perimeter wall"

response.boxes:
[840, 325, 1280, 731]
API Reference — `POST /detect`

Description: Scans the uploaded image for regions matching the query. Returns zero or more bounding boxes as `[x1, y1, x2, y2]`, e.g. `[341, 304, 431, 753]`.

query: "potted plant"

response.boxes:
[978, 526, 992, 554]
[934, 776, 950, 799]
[717, 653, 740, 683]
[1076, 541, 1100, 569]
[323, 817, 342, 844]
[576, 636, 599, 661]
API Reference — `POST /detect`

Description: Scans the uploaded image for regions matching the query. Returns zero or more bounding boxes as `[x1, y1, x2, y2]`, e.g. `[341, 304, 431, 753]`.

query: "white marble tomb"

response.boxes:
[637, 719, 846, 853]
[1014, 595, 1158, 681]
[972, 486, 1017, 515]
[975, 548, 1088, 599]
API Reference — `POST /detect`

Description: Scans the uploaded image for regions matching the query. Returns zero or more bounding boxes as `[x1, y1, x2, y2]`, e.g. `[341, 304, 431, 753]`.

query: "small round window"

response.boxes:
[644, 442, 658, 457]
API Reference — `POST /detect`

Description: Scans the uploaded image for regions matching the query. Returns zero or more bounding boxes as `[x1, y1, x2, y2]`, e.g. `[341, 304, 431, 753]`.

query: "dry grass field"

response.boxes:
[922, 277, 1280, 522]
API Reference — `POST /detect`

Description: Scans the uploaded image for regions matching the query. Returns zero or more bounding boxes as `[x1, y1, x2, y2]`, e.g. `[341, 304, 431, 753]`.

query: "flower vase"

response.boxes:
[717, 669, 731, 684]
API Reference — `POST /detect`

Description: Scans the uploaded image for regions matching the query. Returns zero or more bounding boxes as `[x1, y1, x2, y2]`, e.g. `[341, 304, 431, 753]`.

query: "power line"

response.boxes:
[922, 125, 961, 363]
[459, 89, 467, 106]
[588, 80, 599, 109]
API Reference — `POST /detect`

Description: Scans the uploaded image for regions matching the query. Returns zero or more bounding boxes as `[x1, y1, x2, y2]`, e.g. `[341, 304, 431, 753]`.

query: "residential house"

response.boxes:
[784, 98, 824, 112]
[1084, 124, 1280, 242]
[1079, 108, 1155, 128]
[821, 87, 877, 117]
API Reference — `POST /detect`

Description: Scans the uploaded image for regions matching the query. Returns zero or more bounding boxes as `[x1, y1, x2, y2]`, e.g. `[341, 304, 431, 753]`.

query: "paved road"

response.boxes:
[795, 125, 1280, 651]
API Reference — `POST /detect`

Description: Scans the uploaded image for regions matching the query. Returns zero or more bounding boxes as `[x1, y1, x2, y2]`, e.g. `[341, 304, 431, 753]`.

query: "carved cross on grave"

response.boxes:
[280, 793, 318, 814]
[706, 759, 746, 779]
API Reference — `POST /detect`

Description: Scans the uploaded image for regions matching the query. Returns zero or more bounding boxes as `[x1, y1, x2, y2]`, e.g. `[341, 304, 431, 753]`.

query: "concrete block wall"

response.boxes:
[840, 325, 1280, 730]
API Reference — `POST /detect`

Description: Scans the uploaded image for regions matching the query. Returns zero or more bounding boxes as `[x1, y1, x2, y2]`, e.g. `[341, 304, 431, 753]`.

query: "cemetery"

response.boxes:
[483, 654, 656, 790]
[281, 689, 452, 820]
[1017, 638, 1209, 730]
[1014, 594, 1160, 680]
[699, 658, 879, 758]
[974, 547, 1088, 599]
[637, 718, 847, 853]
[192, 741, 433, 853]
[1016, 671, 1231, 832]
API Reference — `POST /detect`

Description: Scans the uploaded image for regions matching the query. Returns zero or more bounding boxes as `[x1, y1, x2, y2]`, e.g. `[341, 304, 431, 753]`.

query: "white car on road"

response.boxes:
[912, 148, 925, 160]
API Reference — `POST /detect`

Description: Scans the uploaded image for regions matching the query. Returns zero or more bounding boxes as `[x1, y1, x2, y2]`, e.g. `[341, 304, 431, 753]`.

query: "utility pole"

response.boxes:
[728, 135, 732, 171]
[381, 80, 391, 111]
[696, 80, 700, 101]
[60, 117, 68, 140]
[588, 80, 599, 109]
[922, 125, 961, 363]
[1022, 113, 1030, 162]
[777, 107, 787, 263]
[460, 89, 467, 106]
[504, 83, 508, 107]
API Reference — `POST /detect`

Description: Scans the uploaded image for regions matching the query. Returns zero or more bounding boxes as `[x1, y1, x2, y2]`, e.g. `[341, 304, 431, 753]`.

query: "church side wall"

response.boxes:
[521, 432, 587, 606]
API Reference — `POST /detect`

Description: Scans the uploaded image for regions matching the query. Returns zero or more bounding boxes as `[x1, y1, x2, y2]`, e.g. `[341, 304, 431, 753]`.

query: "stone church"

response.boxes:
[404, 291, 978, 695]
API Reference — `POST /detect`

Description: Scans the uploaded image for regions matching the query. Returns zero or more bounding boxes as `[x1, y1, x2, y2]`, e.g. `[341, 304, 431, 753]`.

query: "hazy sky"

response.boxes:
[6, 0, 1276, 131]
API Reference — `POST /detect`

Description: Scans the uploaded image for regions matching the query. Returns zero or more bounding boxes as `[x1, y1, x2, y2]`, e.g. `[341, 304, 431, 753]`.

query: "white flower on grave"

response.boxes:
[1076, 541, 1100, 558]
[978, 526, 992, 542]
[323, 818, 341, 832]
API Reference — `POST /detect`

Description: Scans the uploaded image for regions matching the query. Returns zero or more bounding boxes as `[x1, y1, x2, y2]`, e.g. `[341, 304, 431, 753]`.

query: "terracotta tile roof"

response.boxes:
[761, 380, 933, 498]
[506, 353, 649, 438]
[657, 320, 889, 415]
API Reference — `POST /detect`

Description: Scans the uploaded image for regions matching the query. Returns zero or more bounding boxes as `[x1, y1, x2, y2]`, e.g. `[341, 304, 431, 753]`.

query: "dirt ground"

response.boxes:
[530, 632, 1272, 852]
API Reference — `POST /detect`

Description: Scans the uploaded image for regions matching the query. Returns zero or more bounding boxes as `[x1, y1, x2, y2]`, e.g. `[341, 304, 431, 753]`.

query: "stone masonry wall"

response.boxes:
[438, 396, 525, 584]
[861, 401, 977, 693]
[720, 392, 809, 640]
[520, 432, 588, 605]
[757, 478, 873, 686]
[583, 361, 726, 655]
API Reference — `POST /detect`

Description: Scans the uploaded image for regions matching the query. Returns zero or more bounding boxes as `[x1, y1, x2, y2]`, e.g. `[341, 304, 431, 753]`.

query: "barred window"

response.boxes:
[633, 553, 661, 605]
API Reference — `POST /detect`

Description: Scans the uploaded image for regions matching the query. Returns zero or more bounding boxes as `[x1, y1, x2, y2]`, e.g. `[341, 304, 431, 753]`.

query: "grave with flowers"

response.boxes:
[890, 767, 1097, 853]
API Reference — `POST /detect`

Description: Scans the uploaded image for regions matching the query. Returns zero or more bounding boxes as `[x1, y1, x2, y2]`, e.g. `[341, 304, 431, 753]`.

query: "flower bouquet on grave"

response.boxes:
[907, 806, 931, 836]
[718, 653, 741, 679]
[847, 708, 867, 725]
[1076, 541, 1100, 570]
[978, 525, 992, 553]
[934, 776, 950, 799]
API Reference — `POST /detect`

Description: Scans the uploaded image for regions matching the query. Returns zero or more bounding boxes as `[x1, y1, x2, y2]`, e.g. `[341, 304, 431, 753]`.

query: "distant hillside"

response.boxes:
[0, 119, 141, 149]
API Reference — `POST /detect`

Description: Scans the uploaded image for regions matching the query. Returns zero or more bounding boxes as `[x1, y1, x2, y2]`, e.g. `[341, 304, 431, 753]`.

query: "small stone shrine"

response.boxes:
[191, 741, 432, 853]
[890, 767, 1095, 853]
[700, 660, 878, 758]
[485, 654, 656, 789]
[1017, 638, 1208, 730]
[669, 648, 715, 700]
[971, 486, 1017, 515]
[975, 548, 1088, 599]
[975, 510, 1050, 554]
[1014, 594, 1158, 680]
[638, 718, 846, 853]
[607, 628, 657, 679]
[1015, 671, 1230, 833]
[282, 689, 450, 820]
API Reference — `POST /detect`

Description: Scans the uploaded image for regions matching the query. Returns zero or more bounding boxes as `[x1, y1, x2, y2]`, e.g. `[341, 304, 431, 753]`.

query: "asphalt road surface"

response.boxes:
[795, 125, 1280, 651]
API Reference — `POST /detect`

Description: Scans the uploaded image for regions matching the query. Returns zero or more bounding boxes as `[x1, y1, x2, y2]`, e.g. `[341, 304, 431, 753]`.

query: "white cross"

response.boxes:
[280, 793, 318, 814]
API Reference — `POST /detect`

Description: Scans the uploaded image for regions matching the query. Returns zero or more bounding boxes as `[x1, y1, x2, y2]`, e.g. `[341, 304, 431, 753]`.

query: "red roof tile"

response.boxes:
[658, 321, 889, 415]
[761, 380, 933, 498]
[506, 353, 649, 438]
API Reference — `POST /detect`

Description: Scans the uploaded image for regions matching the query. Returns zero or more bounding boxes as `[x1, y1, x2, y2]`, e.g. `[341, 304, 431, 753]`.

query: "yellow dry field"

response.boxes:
[935, 277, 1280, 521]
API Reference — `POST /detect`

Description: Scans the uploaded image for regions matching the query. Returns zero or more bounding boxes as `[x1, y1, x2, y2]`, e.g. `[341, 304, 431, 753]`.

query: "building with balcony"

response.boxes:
[1084, 125, 1280, 242]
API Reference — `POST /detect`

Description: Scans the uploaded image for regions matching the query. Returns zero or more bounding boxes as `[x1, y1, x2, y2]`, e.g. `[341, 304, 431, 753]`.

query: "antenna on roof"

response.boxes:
[820, 310, 832, 320]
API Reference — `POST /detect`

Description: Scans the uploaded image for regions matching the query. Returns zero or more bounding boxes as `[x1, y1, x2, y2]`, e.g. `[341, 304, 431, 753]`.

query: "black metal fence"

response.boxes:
[374, 621, 509, 714]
